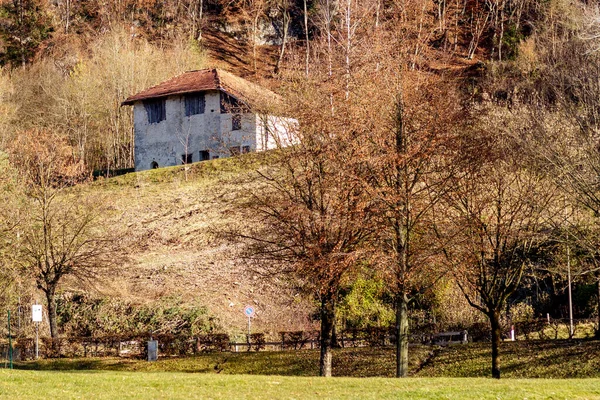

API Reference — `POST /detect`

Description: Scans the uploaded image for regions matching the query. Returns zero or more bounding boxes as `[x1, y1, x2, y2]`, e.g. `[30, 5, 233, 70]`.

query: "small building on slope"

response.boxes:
[122, 68, 294, 171]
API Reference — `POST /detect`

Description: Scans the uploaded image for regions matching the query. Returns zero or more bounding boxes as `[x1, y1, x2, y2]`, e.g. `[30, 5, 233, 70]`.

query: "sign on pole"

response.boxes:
[244, 305, 255, 318]
[244, 306, 255, 338]
[32, 304, 42, 359]
[32, 305, 42, 322]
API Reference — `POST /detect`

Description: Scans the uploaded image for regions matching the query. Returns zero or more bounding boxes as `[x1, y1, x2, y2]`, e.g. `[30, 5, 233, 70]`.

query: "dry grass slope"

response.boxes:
[79, 153, 315, 338]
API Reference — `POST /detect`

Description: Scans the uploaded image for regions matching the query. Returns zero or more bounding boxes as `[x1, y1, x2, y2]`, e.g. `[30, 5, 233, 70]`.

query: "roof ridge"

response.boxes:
[121, 68, 281, 107]
[184, 68, 211, 73]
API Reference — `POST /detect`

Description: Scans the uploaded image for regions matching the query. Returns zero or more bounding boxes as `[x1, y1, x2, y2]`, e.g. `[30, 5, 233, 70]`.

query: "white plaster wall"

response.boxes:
[219, 113, 257, 156]
[134, 90, 258, 171]
[255, 115, 298, 152]
[133, 91, 298, 171]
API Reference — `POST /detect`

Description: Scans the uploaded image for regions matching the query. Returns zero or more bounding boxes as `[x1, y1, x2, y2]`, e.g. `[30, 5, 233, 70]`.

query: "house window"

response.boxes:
[242, 145, 251, 154]
[182, 153, 192, 164]
[232, 114, 242, 131]
[229, 146, 241, 156]
[199, 150, 210, 161]
[185, 93, 205, 116]
[144, 99, 166, 124]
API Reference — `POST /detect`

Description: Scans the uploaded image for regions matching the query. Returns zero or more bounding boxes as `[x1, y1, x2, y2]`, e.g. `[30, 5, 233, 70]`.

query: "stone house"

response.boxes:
[122, 68, 294, 171]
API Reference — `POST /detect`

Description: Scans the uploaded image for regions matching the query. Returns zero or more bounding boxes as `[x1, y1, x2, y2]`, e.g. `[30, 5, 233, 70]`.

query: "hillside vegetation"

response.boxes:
[70, 153, 316, 337]
[4, 0, 600, 381]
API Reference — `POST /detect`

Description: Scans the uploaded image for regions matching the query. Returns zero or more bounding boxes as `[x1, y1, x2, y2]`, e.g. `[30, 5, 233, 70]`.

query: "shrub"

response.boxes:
[56, 292, 219, 337]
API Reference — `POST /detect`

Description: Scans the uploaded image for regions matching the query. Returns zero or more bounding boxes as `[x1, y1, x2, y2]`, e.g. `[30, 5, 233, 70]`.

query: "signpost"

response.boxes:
[7, 311, 12, 369]
[244, 305, 255, 339]
[32, 304, 42, 359]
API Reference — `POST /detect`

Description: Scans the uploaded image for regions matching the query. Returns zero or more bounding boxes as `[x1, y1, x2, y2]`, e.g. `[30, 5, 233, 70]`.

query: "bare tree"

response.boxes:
[274, 0, 293, 74]
[0, 152, 23, 312]
[232, 75, 372, 376]
[303, 0, 310, 76]
[520, 12, 600, 336]
[185, 0, 204, 41]
[358, 72, 463, 377]
[240, 0, 267, 74]
[442, 130, 557, 379]
[9, 129, 124, 339]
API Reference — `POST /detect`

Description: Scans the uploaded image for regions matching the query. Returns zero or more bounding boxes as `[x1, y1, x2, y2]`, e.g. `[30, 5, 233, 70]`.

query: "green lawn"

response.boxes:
[12, 347, 434, 377]
[0, 371, 599, 400]
[5, 343, 600, 399]
[13, 341, 600, 379]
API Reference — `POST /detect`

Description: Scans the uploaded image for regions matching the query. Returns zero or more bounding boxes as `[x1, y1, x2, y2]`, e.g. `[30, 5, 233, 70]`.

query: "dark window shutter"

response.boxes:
[185, 93, 205, 116]
[144, 99, 166, 124]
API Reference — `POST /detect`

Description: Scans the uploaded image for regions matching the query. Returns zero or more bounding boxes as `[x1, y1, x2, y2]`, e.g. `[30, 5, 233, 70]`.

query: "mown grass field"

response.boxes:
[4, 340, 600, 398]
[12, 340, 600, 378]
[1, 371, 599, 400]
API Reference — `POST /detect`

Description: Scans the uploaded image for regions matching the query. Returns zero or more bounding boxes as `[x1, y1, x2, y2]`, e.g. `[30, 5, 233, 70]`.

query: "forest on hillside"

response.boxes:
[1, 0, 584, 171]
[2, 0, 600, 379]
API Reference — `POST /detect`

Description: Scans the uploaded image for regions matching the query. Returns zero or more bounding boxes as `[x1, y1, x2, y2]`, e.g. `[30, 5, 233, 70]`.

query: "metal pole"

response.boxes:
[17, 297, 21, 332]
[35, 322, 39, 359]
[564, 196, 574, 338]
[567, 243, 574, 338]
[247, 316, 251, 351]
[8, 311, 12, 369]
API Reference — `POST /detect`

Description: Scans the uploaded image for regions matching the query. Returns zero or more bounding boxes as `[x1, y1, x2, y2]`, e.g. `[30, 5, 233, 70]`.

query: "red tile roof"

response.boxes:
[121, 68, 280, 108]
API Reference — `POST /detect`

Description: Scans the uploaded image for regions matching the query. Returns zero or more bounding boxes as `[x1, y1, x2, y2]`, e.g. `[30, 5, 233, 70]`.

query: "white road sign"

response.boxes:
[32, 305, 42, 322]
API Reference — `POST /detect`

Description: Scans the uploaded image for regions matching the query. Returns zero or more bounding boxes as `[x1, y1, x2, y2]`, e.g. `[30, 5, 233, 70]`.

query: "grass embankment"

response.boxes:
[1, 371, 599, 400]
[13, 340, 600, 379]
[74, 152, 316, 336]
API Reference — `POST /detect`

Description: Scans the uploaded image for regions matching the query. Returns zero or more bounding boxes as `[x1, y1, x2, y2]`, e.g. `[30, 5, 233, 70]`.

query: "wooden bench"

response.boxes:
[432, 331, 468, 345]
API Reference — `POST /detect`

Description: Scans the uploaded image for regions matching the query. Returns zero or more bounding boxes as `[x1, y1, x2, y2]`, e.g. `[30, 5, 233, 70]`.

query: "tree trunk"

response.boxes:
[65, 0, 71, 34]
[252, 13, 259, 74]
[303, 0, 309, 77]
[331, 322, 339, 348]
[489, 310, 501, 379]
[45, 286, 58, 339]
[275, 5, 290, 74]
[596, 276, 600, 339]
[197, 0, 203, 42]
[319, 295, 335, 377]
[395, 292, 409, 377]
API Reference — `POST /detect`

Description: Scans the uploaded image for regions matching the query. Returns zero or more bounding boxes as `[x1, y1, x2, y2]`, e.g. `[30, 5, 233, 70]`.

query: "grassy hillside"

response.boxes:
[71, 153, 315, 339]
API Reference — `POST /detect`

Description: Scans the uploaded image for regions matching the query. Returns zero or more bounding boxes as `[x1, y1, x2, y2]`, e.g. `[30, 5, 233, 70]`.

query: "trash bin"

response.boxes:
[147, 340, 158, 361]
